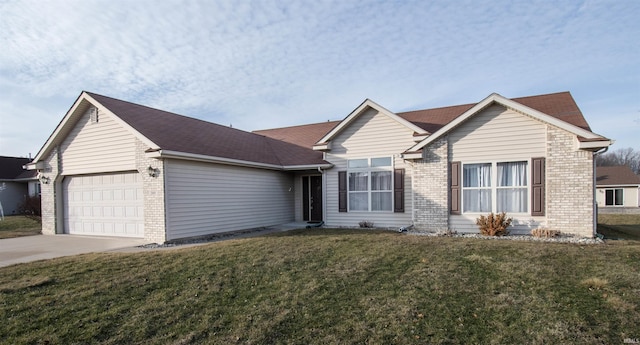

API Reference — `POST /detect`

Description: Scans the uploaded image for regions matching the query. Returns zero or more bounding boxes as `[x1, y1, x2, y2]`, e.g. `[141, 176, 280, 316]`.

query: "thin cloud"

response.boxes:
[0, 0, 638, 156]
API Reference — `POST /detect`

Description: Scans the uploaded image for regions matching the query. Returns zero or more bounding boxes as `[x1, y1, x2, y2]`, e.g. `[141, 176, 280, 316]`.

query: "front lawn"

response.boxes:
[598, 213, 640, 240]
[0, 215, 41, 239]
[1, 229, 639, 344]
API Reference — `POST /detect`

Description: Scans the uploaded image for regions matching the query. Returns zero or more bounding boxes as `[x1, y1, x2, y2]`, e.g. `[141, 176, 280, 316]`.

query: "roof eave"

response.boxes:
[282, 163, 334, 171]
[578, 139, 612, 151]
[312, 143, 330, 151]
[147, 150, 331, 171]
[401, 151, 423, 160]
[8, 177, 38, 182]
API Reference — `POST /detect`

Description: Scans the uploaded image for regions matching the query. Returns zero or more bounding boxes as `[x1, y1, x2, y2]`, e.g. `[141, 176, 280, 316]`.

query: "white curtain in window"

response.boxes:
[463, 164, 492, 212]
[349, 172, 368, 191]
[497, 162, 528, 212]
[371, 171, 392, 211]
[349, 172, 369, 211]
[498, 162, 527, 187]
[371, 192, 392, 211]
[371, 171, 391, 191]
[463, 164, 492, 188]
[464, 189, 492, 212]
[349, 193, 368, 211]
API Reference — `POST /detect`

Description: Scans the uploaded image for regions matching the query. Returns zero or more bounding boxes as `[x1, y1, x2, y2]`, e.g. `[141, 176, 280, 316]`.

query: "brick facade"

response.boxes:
[135, 140, 167, 243]
[545, 126, 595, 237]
[40, 149, 59, 235]
[410, 127, 597, 237]
[39, 141, 168, 242]
[413, 137, 449, 232]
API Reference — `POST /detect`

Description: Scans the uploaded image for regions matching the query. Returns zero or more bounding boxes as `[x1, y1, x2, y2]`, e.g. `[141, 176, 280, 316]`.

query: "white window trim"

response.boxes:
[461, 159, 531, 215]
[604, 188, 624, 206]
[347, 157, 393, 212]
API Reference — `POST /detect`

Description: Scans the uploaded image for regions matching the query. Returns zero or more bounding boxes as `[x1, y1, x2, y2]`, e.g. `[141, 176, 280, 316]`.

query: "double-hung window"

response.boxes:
[605, 189, 623, 206]
[497, 161, 528, 213]
[347, 157, 392, 211]
[462, 161, 529, 213]
[463, 163, 492, 212]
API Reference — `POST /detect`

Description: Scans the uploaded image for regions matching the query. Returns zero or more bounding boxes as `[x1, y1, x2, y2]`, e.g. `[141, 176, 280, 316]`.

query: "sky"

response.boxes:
[0, 0, 638, 158]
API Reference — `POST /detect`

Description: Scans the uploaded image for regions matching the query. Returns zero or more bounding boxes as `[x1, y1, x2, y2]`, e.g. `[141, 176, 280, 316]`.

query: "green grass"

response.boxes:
[1, 229, 639, 344]
[0, 215, 41, 239]
[597, 214, 640, 240]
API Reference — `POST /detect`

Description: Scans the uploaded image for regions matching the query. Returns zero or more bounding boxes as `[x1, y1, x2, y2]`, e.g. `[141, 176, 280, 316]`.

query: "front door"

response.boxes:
[302, 175, 323, 222]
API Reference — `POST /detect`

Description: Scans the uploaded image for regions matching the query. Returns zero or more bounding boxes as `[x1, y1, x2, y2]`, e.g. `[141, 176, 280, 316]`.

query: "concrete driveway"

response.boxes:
[0, 235, 149, 268]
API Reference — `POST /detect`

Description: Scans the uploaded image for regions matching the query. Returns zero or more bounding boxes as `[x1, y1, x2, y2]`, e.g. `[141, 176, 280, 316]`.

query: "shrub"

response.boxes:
[359, 221, 374, 228]
[531, 228, 561, 238]
[17, 195, 42, 219]
[475, 212, 512, 236]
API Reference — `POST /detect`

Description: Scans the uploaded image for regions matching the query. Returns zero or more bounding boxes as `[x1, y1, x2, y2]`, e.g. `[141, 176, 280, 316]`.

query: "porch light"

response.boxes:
[148, 166, 160, 177]
[39, 175, 50, 184]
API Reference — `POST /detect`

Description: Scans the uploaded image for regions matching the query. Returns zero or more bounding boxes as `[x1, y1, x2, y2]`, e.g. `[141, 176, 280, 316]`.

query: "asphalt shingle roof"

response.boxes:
[87, 93, 328, 167]
[84, 91, 598, 168]
[596, 166, 640, 186]
[0, 156, 36, 180]
[256, 91, 594, 149]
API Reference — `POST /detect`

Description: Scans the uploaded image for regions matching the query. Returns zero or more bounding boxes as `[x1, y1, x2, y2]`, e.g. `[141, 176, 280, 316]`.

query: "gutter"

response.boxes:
[592, 146, 610, 237]
[147, 149, 332, 171]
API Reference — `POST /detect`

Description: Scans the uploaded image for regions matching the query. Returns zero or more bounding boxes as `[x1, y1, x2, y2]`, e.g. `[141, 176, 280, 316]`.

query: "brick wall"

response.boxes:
[413, 137, 449, 231]
[41, 141, 167, 242]
[546, 126, 595, 237]
[135, 140, 167, 243]
[40, 149, 59, 235]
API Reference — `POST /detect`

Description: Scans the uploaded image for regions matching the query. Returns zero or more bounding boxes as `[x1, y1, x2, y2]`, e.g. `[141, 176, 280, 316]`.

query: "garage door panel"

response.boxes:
[63, 172, 144, 238]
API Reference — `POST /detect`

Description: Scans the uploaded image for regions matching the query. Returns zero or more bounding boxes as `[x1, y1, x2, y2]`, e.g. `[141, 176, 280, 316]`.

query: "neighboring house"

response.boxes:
[596, 165, 640, 208]
[0, 156, 39, 216]
[27, 91, 610, 243]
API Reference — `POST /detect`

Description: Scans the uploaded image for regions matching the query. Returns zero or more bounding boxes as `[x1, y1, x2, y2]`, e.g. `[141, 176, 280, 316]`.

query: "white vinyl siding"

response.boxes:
[60, 108, 136, 175]
[449, 105, 546, 162]
[325, 108, 413, 228]
[63, 172, 144, 237]
[164, 160, 294, 240]
[449, 105, 546, 234]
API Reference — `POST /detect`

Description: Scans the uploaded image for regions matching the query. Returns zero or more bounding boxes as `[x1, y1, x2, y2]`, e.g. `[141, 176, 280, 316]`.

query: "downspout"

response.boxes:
[402, 157, 416, 233]
[54, 145, 65, 234]
[592, 146, 609, 238]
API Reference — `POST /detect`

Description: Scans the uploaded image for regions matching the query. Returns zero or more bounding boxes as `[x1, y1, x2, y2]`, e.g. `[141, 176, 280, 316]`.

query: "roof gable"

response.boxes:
[408, 92, 608, 153]
[256, 91, 606, 156]
[31, 92, 158, 164]
[88, 92, 329, 168]
[32, 92, 329, 170]
[596, 166, 640, 186]
[313, 99, 427, 150]
[396, 92, 592, 135]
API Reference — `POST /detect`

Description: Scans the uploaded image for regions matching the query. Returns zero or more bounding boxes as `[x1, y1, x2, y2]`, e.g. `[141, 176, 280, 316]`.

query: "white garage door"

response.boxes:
[63, 172, 144, 238]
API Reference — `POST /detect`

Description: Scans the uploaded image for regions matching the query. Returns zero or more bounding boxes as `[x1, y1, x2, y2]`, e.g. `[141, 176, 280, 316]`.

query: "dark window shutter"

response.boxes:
[394, 168, 405, 213]
[450, 161, 461, 215]
[531, 157, 545, 216]
[338, 171, 347, 212]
